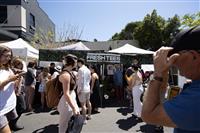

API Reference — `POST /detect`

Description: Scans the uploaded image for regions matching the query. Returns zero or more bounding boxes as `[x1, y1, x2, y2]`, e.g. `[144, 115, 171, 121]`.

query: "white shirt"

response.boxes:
[0, 68, 16, 116]
[77, 65, 91, 93]
[51, 71, 59, 79]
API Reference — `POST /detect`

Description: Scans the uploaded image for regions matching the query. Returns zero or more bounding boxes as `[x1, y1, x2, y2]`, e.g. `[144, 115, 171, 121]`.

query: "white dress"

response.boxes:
[131, 72, 143, 117]
[57, 90, 79, 133]
[38, 76, 48, 92]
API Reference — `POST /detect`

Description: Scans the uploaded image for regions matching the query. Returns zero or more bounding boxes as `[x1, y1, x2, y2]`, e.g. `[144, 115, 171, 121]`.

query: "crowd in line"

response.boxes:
[0, 43, 154, 133]
[0, 48, 102, 133]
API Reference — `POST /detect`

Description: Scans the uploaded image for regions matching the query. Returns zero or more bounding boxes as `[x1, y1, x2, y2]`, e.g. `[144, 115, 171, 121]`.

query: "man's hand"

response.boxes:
[153, 47, 179, 77]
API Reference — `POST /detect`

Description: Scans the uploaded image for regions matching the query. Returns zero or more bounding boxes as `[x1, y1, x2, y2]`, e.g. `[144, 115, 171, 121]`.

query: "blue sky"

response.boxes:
[38, 0, 200, 41]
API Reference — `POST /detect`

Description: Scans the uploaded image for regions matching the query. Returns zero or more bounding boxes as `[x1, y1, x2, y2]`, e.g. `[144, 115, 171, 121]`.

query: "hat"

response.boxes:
[168, 26, 200, 56]
[55, 65, 62, 72]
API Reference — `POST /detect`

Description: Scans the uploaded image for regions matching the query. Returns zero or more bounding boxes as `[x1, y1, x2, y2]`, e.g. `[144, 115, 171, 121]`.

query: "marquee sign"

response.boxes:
[86, 53, 120, 63]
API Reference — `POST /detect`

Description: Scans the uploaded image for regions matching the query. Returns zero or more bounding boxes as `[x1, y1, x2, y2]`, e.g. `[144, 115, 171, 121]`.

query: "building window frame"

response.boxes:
[29, 13, 36, 33]
[0, 6, 8, 24]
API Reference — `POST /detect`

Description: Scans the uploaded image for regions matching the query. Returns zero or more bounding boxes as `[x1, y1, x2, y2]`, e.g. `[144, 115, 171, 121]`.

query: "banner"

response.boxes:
[86, 53, 120, 63]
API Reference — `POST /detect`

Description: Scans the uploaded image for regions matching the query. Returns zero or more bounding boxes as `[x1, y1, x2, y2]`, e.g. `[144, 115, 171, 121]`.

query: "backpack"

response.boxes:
[45, 75, 63, 108]
[45, 70, 77, 108]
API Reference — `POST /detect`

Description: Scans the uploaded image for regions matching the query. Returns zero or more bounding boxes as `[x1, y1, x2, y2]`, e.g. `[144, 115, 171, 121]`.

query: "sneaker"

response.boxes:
[135, 117, 143, 123]
[83, 119, 87, 124]
[92, 110, 100, 114]
[155, 126, 164, 132]
[87, 115, 92, 120]
[10, 124, 24, 131]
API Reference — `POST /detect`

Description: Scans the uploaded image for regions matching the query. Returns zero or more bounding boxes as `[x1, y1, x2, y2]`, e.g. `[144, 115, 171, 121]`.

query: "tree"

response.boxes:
[162, 15, 181, 46]
[181, 12, 200, 28]
[111, 21, 142, 40]
[56, 23, 83, 42]
[31, 27, 55, 49]
[111, 9, 181, 51]
[31, 23, 84, 49]
[134, 9, 166, 50]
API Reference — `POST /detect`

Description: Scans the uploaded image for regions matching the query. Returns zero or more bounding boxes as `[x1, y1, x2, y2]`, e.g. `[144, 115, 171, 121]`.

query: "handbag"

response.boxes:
[66, 115, 85, 133]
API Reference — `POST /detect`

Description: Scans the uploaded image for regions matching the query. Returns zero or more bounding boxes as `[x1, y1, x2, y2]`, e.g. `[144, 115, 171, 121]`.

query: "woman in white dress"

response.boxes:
[130, 65, 143, 119]
[57, 54, 80, 133]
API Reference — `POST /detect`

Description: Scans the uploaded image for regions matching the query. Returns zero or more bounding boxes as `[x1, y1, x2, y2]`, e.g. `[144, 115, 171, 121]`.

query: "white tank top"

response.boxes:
[0, 68, 16, 116]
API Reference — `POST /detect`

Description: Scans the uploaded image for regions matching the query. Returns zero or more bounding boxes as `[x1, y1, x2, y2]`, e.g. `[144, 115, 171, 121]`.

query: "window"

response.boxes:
[0, 6, 7, 23]
[29, 13, 35, 33]
[30, 13, 35, 28]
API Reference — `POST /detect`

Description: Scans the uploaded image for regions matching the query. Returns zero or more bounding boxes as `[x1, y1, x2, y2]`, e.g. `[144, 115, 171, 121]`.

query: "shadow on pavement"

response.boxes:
[103, 98, 130, 108]
[138, 124, 164, 133]
[50, 110, 59, 115]
[33, 108, 52, 114]
[32, 124, 58, 133]
[117, 107, 133, 116]
[116, 114, 137, 131]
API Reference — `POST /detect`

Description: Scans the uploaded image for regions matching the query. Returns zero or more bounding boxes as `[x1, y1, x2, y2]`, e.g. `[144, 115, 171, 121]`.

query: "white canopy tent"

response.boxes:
[0, 38, 39, 59]
[56, 42, 90, 50]
[108, 43, 154, 54]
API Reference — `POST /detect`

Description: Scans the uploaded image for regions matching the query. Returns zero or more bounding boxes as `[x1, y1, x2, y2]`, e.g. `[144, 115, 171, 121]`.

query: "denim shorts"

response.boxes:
[0, 109, 18, 129]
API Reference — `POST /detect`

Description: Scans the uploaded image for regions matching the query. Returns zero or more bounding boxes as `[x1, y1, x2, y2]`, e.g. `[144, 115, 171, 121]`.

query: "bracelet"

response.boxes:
[153, 76, 163, 82]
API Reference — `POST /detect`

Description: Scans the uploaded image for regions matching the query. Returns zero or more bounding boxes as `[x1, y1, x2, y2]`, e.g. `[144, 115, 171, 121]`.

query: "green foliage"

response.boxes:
[111, 21, 142, 40]
[163, 15, 180, 46]
[31, 28, 55, 49]
[111, 9, 181, 51]
[39, 49, 89, 61]
[134, 10, 181, 51]
[181, 12, 200, 28]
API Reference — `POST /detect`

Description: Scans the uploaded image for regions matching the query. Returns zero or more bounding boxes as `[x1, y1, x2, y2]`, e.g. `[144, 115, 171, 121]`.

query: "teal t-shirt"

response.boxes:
[164, 80, 200, 133]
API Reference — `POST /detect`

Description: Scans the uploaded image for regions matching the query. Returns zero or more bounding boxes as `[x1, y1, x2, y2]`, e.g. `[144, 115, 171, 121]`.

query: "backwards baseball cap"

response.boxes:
[55, 65, 62, 72]
[168, 25, 200, 56]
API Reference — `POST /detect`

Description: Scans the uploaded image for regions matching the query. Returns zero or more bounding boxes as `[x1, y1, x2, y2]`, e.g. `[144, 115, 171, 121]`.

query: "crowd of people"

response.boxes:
[0, 44, 154, 133]
[0, 48, 103, 133]
[0, 25, 200, 133]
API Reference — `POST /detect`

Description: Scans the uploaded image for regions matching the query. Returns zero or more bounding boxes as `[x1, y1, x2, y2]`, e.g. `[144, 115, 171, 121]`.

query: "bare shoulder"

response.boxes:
[59, 72, 70, 82]
[93, 73, 99, 79]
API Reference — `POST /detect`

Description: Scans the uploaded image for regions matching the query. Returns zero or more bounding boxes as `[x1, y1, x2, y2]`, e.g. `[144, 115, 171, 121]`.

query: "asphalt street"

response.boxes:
[15, 100, 173, 133]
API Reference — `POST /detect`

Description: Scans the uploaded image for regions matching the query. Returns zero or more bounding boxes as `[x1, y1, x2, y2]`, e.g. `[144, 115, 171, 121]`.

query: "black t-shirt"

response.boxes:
[25, 68, 35, 86]
[49, 67, 55, 75]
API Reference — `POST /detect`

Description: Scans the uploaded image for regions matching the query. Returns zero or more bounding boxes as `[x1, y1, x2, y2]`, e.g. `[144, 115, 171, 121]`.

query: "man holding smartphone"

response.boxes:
[141, 26, 200, 133]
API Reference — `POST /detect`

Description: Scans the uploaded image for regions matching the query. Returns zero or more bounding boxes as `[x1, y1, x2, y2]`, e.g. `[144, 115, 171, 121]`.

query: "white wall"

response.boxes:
[39, 61, 63, 67]
[20, 6, 27, 32]
[141, 64, 154, 72]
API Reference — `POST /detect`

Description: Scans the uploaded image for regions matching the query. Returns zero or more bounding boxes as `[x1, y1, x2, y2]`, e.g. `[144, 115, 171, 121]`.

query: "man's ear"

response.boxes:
[190, 50, 200, 60]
